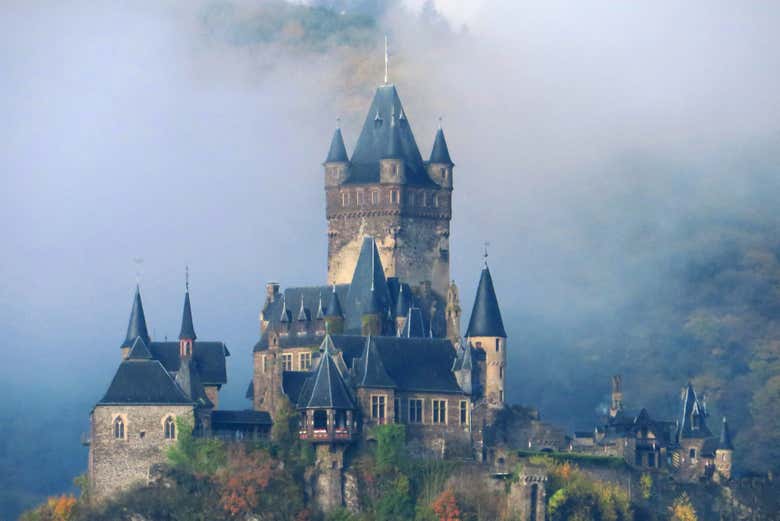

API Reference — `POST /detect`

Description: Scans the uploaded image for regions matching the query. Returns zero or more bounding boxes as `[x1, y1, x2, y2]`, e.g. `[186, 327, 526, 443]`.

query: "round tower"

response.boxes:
[715, 417, 734, 480]
[465, 262, 507, 407]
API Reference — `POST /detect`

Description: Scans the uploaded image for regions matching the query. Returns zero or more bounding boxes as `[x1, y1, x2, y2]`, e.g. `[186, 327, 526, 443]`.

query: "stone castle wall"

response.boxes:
[89, 404, 193, 500]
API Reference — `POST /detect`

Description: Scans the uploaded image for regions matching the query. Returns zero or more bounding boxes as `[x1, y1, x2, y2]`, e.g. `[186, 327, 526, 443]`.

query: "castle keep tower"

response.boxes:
[324, 84, 453, 303]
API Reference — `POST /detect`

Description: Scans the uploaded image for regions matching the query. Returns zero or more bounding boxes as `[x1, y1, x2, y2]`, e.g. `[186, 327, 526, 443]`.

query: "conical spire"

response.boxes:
[315, 293, 325, 320]
[179, 290, 197, 340]
[297, 295, 309, 321]
[325, 127, 349, 163]
[394, 284, 411, 317]
[345, 236, 391, 327]
[465, 265, 507, 338]
[122, 285, 150, 348]
[429, 127, 453, 165]
[719, 417, 734, 450]
[280, 294, 290, 323]
[678, 382, 712, 439]
[325, 285, 344, 317]
[300, 339, 355, 409]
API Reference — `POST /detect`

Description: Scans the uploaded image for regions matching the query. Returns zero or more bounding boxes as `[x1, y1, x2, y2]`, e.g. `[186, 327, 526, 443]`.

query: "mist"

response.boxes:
[2, 0, 780, 516]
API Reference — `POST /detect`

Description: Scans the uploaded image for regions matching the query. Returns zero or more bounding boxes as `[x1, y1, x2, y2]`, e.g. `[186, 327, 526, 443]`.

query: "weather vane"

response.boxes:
[185, 265, 190, 292]
[384, 35, 389, 84]
[483, 241, 490, 266]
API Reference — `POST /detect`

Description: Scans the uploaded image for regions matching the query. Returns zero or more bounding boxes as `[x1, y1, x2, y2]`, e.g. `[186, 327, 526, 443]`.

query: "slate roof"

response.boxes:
[343, 237, 392, 332]
[98, 357, 192, 405]
[353, 337, 395, 388]
[149, 341, 229, 386]
[324, 285, 344, 317]
[175, 357, 213, 409]
[429, 128, 453, 165]
[394, 283, 411, 317]
[400, 307, 426, 338]
[465, 265, 507, 338]
[282, 371, 311, 405]
[127, 336, 152, 360]
[297, 339, 356, 410]
[212, 410, 272, 426]
[122, 286, 150, 348]
[325, 127, 349, 163]
[719, 417, 734, 450]
[346, 84, 436, 187]
[678, 383, 712, 439]
[179, 291, 196, 340]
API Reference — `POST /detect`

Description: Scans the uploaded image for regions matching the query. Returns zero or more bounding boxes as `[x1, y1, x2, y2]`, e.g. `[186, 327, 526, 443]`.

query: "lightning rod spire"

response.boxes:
[384, 35, 389, 84]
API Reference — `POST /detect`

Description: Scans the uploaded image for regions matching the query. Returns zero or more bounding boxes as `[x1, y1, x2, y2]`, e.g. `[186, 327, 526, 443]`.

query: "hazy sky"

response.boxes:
[1, 0, 780, 477]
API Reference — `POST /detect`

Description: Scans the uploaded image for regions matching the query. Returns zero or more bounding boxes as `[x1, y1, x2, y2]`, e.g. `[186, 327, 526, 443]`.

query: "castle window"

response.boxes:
[434, 195, 439, 207]
[689, 448, 696, 460]
[459, 400, 468, 425]
[262, 355, 269, 373]
[409, 399, 423, 424]
[421, 192, 427, 207]
[164, 416, 176, 440]
[313, 410, 328, 430]
[692, 414, 700, 430]
[371, 191, 379, 205]
[341, 191, 350, 207]
[495, 339, 500, 352]
[391, 190, 399, 204]
[393, 164, 399, 176]
[357, 191, 364, 206]
[299, 352, 312, 370]
[440, 168, 447, 181]
[371, 395, 386, 424]
[281, 353, 293, 371]
[635, 452, 642, 466]
[499, 366, 504, 379]
[648, 452, 656, 467]
[499, 390, 504, 402]
[432, 400, 447, 424]
[394, 398, 400, 423]
[113, 416, 125, 440]
[475, 341, 482, 349]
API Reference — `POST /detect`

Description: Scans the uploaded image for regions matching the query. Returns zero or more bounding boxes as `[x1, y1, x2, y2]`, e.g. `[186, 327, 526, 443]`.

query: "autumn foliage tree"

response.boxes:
[20, 494, 77, 521]
[218, 444, 274, 516]
[669, 493, 698, 521]
[431, 489, 461, 521]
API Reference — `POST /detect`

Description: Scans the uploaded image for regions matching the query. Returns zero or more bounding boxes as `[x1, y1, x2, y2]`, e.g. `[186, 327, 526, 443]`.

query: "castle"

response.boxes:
[86, 77, 734, 511]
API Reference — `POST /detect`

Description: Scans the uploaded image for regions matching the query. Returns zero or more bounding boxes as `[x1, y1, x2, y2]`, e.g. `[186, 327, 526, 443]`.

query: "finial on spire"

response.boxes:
[438, 116, 443, 129]
[133, 257, 144, 285]
[185, 265, 190, 292]
[384, 35, 389, 85]
[336, 116, 341, 129]
[483, 241, 490, 267]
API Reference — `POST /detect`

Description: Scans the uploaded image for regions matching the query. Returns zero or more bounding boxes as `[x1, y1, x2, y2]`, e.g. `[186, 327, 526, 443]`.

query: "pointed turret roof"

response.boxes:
[383, 110, 403, 159]
[678, 382, 712, 439]
[122, 285, 150, 348]
[179, 291, 197, 340]
[324, 285, 344, 317]
[298, 337, 356, 410]
[355, 337, 395, 388]
[465, 265, 507, 338]
[394, 284, 411, 318]
[719, 417, 734, 450]
[325, 127, 349, 163]
[315, 293, 325, 320]
[344, 237, 391, 331]
[347, 84, 435, 186]
[279, 294, 291, 323]
[400, 307, 426, 338]
[429, 127, 453, 165]
[297, 295, 310, 321]
[127, 336, 152, 360]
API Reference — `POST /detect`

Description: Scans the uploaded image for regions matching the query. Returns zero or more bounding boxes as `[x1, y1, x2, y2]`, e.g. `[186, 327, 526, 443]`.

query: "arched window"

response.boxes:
[313, 410, 328, 430]
[164, 416, 176, 439]
[113, 416, 125, 439]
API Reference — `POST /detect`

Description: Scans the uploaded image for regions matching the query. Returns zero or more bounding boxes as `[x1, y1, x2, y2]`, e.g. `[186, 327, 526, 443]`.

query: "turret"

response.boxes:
[324, 127, 349, 188]
[179, 288, 196, 358]
[427, 125, 453, 190]
[715, 417, 734, 479]
[121, 285, 150, 359]
[394, 284, 411, 333]
[278, 294, 291, 336]
[323, 285, 345, 334]
[361, 285, 384, 336]
[465, 262, 507, 407]
[379, 109, 406, 185]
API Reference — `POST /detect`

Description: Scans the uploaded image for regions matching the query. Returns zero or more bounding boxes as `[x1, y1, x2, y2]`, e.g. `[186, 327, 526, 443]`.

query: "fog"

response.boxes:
[2, 0, 779, 515]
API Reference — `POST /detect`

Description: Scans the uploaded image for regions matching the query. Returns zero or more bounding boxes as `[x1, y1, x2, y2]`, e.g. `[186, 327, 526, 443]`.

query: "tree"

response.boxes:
[431, 489, 461, 521]
[669, 493, 698, 521]
[639, 473, 653, 501]
[218, 445, 274, 516]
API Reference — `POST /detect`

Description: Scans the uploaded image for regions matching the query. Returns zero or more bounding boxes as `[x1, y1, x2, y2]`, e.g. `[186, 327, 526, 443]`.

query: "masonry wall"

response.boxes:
[89, 404, 193, 500]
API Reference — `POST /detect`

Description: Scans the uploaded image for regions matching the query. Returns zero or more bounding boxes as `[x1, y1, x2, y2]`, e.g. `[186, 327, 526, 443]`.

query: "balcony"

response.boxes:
[298, 427, 354, 443]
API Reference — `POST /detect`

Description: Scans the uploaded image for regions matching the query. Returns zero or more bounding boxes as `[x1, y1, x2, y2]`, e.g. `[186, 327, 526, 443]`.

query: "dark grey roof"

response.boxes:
[212, 410, 272, 426]
[383, 112, 403, 159]
[122, 286, 150, 348]
[429, 128, 453, 165]
[245, 380, 254, 399]
[401, 307, 426, 338]
[346, 84, 436, 187]
[354, 337, 395, 388]
[279, 295, 291, 323]
[394, 283, 411, 317]
[254, 333, 324, 352]
[452, 343, 473, 372]
[719, 417, 734, 450]
[316, 294, 325, 319]
[127, 336, 152, 360]
[465, 265, 507, 338]
[297, 296, 311, 321]
[98, 358, 192, 405]
[297, 340, 356, 410]
[179, 291, 197, 340]
[283, 371, 311, 405]
[325, 285, 344, 317]
[175, 357, 213, 409]
[149, 341, 228, 386]
[344, 237, 391, 332]
[325, 127, 349, 163]
[678, 383, 712, 439]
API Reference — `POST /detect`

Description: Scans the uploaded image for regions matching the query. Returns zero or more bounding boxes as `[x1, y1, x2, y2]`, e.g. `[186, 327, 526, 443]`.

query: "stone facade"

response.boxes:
[88, 404, 193, 500]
